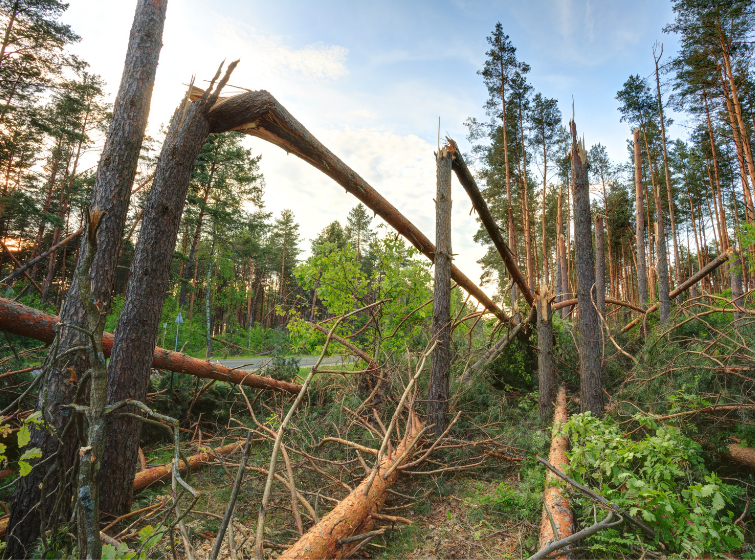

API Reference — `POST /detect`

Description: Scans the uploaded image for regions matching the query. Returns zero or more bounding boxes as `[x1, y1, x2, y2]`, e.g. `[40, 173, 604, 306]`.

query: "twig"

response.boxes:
[209, 431, 253, 560]
[362, 340, 436, 495]
[527, 511, 623, 560]
[254, 300, 383, 560]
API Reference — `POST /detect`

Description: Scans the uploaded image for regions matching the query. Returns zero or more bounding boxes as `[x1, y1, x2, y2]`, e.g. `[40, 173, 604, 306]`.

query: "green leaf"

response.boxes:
[19, 447, 41, 462]
[712, 492, 725, 511]
[18, 448, 42, 477]
[17, 424, 30, 448]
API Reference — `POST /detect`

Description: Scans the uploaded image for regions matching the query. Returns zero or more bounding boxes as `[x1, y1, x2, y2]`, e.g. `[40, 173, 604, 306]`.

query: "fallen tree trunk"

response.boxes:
[191, 87, 512, 326]
[133, 440, 243, 492]
[622, 249, 732, 333]
[725, 443, 755, 470]
[447, 137, 534, 307]
[0, 441, 244, 538]
[278, 412, 424, 560]
[0, 297, 301, 394]
[539, 386, 573, 559]
[0, 228, 83, 286]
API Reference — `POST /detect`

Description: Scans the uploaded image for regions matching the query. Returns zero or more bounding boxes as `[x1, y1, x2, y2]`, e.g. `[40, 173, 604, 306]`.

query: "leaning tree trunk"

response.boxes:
[99, 64, 237, 517]
[570, 120, 603, 416]
[633, 129, 648, 312]
[427, 145, 452, 436]
[6, 2, 167, 555]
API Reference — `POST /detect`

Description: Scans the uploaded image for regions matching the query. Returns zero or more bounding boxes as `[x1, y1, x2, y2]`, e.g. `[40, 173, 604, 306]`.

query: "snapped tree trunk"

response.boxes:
[6, 1, 167, 554]
[99, 63, 238, 517]
[536, 287, 555, 420]
[569, 120, 603, 416]
[428, 146, 452, 436]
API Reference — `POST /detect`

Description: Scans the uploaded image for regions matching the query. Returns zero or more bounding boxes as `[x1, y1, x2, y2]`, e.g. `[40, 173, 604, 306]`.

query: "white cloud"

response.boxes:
[245, 125, 488, 287]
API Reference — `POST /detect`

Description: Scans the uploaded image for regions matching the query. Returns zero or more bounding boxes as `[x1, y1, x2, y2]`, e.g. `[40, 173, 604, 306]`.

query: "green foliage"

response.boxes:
[293, 228, 432, 357]
[17, 411, 45, 476]
[475, 460, 544, 522]
[101, 525, 161, 560]
[562, 413, 744, 557]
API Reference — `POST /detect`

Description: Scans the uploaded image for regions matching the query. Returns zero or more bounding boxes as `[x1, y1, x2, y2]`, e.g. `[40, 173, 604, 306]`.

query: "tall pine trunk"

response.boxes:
[428, 146, 452, 436]
[570, 120, 603, 416]
[633, 129, 648, 311]
[99, 62, 237, 517]
[7, 2, 167, 554]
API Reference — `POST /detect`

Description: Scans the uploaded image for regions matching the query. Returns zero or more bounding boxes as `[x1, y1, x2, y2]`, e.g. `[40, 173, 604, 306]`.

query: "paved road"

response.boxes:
[216, 355, 353, 371]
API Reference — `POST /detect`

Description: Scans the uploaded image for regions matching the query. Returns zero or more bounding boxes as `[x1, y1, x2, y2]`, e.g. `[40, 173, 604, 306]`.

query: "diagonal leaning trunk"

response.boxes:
[6, 1, 168, 555]
[570, 120, 603, 416]
[427, 145, 453, 436]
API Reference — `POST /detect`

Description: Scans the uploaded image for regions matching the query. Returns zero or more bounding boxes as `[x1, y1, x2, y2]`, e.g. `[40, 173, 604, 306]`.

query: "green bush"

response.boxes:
[562, 412, 744, 558]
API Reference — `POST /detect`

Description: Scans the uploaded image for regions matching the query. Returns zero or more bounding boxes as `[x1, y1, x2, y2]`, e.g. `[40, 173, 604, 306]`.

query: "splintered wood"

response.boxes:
[278, 411, 425, 560]
[539, 386, 574, 559]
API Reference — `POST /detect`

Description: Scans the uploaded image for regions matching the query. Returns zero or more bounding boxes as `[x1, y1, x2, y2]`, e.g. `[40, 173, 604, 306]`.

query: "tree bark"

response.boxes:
[570, 120, 603, 416]
[633, 129, 648, 310]
[654, 47, 683, 298]
[428, 147, 452, 436]
[536, 289, 555, 420]
[539, 386, 573, 559]
[595, 214, 606, 319]
[278, 413, 424, 560]
[100, 63, 237, 517]
[6, 2, 167, 555]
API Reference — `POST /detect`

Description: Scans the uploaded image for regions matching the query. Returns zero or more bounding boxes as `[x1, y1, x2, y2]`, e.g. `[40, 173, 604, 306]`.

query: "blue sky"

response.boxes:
[66, 0, 681, 296]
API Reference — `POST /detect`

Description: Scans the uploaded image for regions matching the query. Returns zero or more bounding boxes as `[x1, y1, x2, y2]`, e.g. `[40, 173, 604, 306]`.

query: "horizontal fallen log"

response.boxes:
[726, 443, 755, 470]
[0, 297, 301, 394]
[191, 87, 512, 326]
[1, 227, 83, 286]
[622, 249, 732, 333]
[0, 442, 244, 539]
[133, 440, 244, 491]
[539, 386, 573, 560]
[278, 412, 424, 560]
